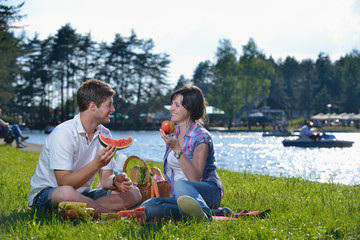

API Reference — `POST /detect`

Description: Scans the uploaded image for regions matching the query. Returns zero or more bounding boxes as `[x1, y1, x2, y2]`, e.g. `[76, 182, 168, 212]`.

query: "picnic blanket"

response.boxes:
[58, 201, 270, 224]
[212, 207, 271, 220]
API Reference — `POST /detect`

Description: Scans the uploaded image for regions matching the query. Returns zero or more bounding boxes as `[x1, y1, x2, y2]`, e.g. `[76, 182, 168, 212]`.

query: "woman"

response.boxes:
[141, 85, 224, 221]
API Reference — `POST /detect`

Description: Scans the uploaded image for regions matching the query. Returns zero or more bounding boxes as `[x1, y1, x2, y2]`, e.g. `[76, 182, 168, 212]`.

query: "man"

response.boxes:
[28, 79, 142, 218]
[299, 121, 320, 140]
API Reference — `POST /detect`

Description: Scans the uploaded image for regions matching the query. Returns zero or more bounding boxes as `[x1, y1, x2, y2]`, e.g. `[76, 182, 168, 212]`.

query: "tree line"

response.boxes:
[1, 1, 360, 130]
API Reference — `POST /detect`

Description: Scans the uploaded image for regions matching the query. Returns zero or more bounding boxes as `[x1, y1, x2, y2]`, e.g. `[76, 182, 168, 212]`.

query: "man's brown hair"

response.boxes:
[77, 79, 115, 112]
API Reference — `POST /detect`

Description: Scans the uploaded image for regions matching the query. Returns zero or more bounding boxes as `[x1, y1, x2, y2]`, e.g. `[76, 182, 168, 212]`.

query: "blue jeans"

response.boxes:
[141, 180, 221, 220]
[31, 187, 111, 211]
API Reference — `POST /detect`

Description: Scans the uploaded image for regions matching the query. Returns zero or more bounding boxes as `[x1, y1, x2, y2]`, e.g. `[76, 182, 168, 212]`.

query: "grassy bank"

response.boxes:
[1, 144, 359, 239]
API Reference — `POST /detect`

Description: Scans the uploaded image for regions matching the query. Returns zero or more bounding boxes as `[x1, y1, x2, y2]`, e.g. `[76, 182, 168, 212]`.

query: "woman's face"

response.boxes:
[170, 94, 190, 123]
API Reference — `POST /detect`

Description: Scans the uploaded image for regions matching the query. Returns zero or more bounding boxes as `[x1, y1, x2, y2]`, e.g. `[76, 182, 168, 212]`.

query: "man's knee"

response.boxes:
[129, 185, 142, 204]
[51, 186, 79, 205]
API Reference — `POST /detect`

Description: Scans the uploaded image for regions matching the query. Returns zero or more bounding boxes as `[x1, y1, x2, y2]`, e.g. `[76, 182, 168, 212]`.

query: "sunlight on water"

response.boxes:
[26, 130, 359, 185]
[212, 132, 360, 185]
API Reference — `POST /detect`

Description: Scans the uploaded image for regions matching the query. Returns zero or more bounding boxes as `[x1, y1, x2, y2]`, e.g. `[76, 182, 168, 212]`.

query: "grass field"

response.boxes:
[1, 144, 359, 239]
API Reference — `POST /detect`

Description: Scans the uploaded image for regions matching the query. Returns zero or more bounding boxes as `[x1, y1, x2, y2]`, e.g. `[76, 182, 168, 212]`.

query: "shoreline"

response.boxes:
[2, 127, 358, 153]
[0, 139, 42, 153]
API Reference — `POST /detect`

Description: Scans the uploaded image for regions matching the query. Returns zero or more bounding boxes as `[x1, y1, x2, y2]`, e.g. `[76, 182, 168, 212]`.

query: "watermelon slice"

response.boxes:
[98, 135, 133, 150]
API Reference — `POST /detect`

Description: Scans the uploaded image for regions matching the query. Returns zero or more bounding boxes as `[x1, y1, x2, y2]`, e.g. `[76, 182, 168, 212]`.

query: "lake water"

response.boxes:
[24, 130, 360, 186]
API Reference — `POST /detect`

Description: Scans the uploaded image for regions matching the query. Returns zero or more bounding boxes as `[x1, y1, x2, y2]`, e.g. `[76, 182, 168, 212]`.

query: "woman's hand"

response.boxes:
[113, 173, 132, 192]
[160, 128, 208, 181]
[160, 129, 182, 153]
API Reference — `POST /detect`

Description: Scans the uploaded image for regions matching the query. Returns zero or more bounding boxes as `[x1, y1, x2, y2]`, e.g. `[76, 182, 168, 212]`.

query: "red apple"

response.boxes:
[63, 209, 79, 220]
[161, 121, 175, 134]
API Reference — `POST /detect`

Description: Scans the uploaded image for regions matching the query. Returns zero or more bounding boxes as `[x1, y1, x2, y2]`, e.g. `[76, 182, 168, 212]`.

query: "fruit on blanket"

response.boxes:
[101, 207, 146, 223]
[58, 201, 87, 209]
[161, 121, 175, 134]
[63, 209, 79, 220]
[85, 207, 96, 215]
[98, 135, 133, 150]
[58, 201, 92, 221]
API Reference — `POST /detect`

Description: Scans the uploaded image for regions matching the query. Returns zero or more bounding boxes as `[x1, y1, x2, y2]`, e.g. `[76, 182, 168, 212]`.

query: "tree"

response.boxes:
[98, 31, 170, 127]
[16, 35, 53, 127]
[174, 74, 190, 90]
[50, 23, 79, 121]
[208, 39, 241, 129]
[238, 38, 272, 113]
[313, 53, 337, 113]
[298, 59, 317, 118]
[340, 51, 360, 113]
[77, 32, 97, 81]
[279, 56, 301, 117]
[0, 1, 24, 110]
[267, 57, 288, 111]
[133, 37, 170, 106]
[132, 36, 170, 122]
[191, 60, 213, 97]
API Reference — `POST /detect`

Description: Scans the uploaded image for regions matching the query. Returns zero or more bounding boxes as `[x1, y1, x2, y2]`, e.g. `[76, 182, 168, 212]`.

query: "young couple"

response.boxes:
[28, 79, 224, 221]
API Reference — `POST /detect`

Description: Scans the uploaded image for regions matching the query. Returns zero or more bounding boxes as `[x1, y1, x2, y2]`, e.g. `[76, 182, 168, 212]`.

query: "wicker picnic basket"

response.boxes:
[122, 155, 171, 203]
[123, 155, 152, 203]
[151, 180, 171, 199]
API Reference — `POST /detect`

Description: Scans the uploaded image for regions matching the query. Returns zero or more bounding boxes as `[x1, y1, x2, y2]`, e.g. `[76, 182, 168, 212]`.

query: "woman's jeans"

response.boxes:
[141, 180, 221, 220]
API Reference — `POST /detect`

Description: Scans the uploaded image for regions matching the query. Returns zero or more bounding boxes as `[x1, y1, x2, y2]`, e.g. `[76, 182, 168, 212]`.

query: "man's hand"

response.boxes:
[95, 145, 117, 168]
[113, 173, 132, 192]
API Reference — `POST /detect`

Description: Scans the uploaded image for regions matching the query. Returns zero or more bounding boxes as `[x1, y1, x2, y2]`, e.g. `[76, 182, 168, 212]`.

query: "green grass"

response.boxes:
[1, 144, 360, 239]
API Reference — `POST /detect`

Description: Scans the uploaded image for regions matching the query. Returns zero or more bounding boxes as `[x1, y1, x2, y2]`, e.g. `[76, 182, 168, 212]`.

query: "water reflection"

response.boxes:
[211, 132, 360, 185]
[25, 130, 359, 185]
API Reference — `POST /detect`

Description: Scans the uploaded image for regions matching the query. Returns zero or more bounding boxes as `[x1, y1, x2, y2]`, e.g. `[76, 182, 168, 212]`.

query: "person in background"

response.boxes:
[0, 108, 29, 148]
[28, 79, 142, 218]
[141, 85, 224, 221]
[300, 121, 321, 140]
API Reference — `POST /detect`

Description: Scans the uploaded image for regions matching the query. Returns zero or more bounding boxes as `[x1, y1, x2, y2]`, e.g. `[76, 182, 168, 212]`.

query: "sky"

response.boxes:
[8, 0, 360, 86]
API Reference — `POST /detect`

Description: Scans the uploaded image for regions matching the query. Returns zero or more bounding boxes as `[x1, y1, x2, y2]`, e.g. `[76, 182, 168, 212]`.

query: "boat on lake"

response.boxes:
[282, 133, 354, 148]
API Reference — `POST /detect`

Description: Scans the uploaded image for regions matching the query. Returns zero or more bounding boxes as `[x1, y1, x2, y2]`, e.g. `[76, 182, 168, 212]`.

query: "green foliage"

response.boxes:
[3, 1, 360, 129]
[0, 1, 24, 108]
[208, 38, 273, 128]
[340, 50, 360, 113]
[208, 39, 242, 124]
[238, 38, 273, 106]
[1, 145, 360, 239]
[138, 166, 147, 184]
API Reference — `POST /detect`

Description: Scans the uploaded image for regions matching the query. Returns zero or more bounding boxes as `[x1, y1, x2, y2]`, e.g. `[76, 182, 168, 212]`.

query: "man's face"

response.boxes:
[95, 96, 115, 124]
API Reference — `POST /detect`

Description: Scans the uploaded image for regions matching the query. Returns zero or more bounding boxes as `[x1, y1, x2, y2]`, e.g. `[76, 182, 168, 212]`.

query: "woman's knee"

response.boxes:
[174, 180, 193, 195]
[174, 180, 189, 189]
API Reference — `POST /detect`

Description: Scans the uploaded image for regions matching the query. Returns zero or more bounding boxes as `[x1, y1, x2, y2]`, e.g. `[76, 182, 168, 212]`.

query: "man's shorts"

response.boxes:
[31, 187, 112, 211]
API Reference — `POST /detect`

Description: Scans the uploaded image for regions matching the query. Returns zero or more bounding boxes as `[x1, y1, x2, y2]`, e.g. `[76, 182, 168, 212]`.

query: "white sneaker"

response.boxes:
[177, 195, 208, 220]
